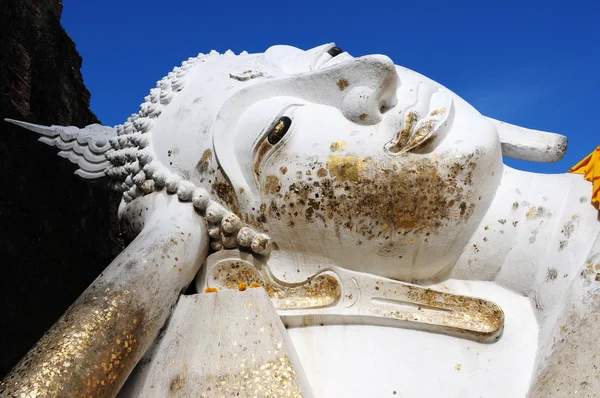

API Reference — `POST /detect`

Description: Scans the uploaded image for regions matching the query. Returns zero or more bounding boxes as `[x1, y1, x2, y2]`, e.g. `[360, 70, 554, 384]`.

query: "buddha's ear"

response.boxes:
[486, 117, 567, 163]
[5, 118, 116, 179]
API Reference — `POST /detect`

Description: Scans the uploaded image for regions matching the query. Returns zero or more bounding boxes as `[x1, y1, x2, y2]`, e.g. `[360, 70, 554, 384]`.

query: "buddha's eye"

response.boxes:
[327, 46, 344, 57]
[267, 116, 292, 145]
[315, 45, 351, 69]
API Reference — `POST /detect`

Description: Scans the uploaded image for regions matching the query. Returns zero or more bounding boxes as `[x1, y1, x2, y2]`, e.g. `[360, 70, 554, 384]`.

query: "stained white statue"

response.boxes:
[1, 43, 599, 398]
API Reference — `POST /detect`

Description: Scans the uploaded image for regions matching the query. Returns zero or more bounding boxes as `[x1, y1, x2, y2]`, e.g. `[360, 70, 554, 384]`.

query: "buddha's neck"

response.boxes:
[450, 164, 600, 295]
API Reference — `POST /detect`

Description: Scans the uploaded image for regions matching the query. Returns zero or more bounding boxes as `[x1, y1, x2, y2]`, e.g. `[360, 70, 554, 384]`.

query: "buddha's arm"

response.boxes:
[0, 193, 208, 397]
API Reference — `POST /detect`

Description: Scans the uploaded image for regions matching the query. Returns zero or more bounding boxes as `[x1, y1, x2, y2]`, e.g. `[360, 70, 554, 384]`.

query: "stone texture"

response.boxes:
[0, 0, 123, 377]
[118, 290, 313, 398]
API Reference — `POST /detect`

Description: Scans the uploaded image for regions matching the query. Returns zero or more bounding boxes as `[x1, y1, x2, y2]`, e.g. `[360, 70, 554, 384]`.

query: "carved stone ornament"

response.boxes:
[2, 44, 600, 398]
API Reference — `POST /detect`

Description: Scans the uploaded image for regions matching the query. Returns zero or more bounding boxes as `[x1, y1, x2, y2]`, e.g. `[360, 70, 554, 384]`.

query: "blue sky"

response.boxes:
[61, 0, 599, 174]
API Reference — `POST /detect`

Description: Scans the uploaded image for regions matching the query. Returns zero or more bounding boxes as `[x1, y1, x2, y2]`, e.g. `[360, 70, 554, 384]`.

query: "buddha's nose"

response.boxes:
[340, 55, 399, 125]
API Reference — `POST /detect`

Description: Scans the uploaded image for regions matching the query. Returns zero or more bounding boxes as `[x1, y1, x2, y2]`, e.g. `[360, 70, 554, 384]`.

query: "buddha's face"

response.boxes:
[151, 44, 503, 281]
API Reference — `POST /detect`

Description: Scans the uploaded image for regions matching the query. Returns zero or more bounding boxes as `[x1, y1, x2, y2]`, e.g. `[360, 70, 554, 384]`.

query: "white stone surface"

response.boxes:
[6, 42, 600, 397]
[5, 118, 115, 179]
[287, 280, 538, 398]
[487, 117, 567, 163]
[119, 289, 313, 398]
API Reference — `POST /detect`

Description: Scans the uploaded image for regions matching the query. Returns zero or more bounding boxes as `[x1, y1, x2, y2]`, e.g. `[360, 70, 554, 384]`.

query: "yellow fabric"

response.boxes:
[568, 145, 600, 208]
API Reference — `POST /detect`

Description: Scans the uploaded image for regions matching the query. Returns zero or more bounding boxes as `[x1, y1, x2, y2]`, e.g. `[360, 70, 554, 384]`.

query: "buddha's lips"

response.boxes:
[385, 90, 452, 154]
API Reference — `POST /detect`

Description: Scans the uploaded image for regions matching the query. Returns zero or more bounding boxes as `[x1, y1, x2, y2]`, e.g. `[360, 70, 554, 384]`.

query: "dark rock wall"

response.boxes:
[0, 0, 123, 377]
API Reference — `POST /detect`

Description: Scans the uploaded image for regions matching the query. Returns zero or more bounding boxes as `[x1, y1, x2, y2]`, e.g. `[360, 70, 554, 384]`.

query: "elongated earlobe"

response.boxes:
[486, 117, 568, 163]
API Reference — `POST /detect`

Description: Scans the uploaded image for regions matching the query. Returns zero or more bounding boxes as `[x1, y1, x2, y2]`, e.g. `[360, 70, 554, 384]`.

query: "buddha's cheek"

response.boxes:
[257, 149, 494, 280]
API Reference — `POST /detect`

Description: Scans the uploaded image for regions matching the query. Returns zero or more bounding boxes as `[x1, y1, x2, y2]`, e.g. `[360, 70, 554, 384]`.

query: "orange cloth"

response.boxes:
[568, 145, 600, 208]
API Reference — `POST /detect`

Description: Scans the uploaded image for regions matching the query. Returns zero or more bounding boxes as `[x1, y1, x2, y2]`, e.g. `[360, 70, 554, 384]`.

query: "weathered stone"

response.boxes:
[2, 36, 600, 397]
[0, 0, 123, 378]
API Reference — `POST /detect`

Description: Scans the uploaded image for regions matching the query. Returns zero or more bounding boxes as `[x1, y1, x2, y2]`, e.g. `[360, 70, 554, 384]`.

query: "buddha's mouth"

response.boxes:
[385, 90, 452, 154]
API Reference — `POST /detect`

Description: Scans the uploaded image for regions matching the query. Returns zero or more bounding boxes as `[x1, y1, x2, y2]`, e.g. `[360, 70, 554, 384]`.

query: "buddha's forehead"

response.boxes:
[145, 45, 322, 193]
[150, 44, 355, 183]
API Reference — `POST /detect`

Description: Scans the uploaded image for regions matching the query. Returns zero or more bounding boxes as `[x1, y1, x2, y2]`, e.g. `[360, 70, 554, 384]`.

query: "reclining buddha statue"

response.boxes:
[1, 43, 599, 398]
